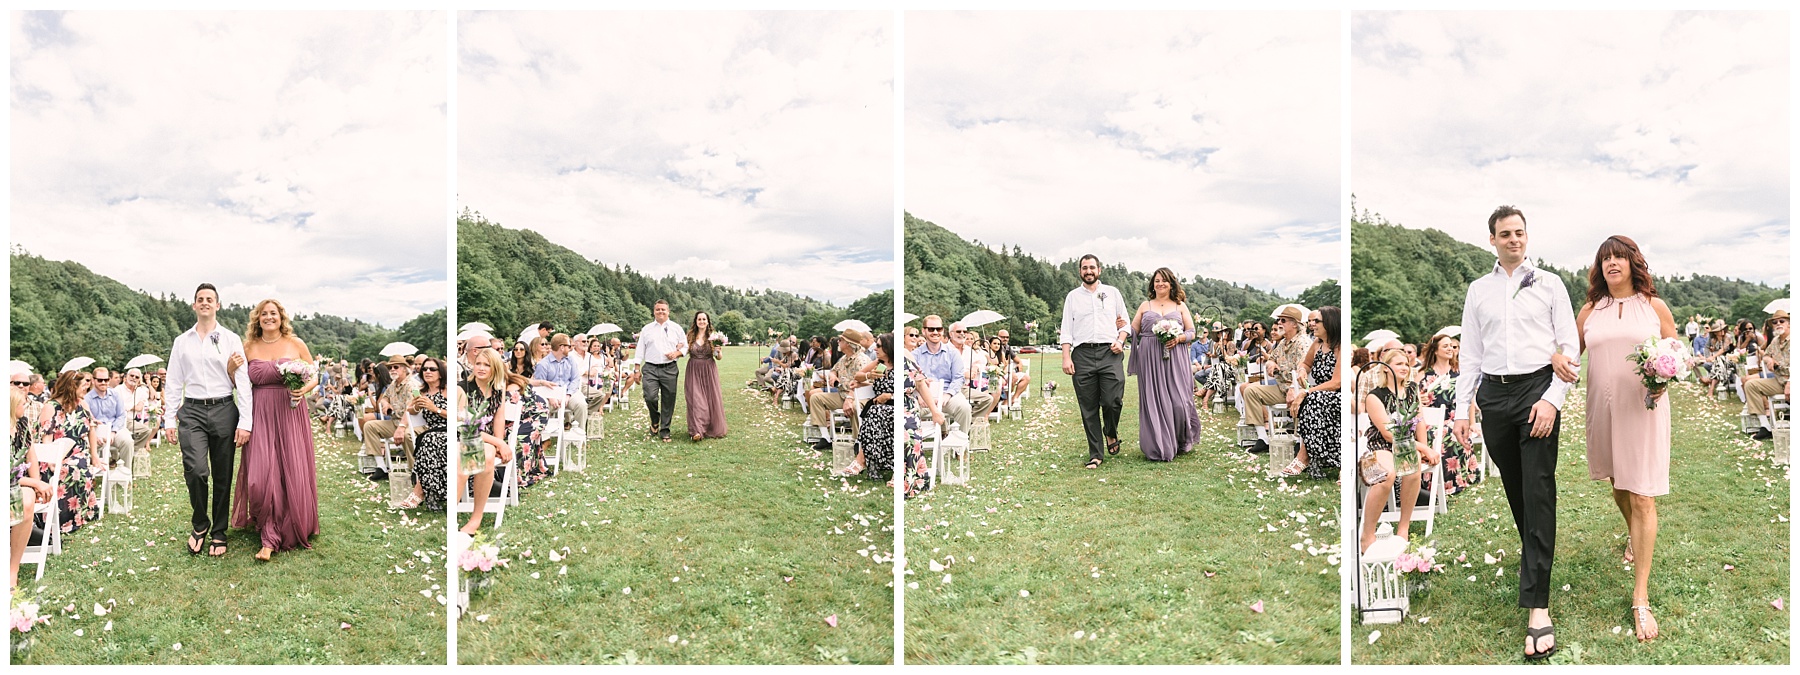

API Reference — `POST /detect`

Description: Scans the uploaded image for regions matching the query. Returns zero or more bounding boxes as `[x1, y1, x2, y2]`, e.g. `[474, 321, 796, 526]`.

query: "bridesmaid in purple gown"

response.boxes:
[684, 311, 729, 441]
[229, 299, 321, 562]
[1127, 268, 1202, 461]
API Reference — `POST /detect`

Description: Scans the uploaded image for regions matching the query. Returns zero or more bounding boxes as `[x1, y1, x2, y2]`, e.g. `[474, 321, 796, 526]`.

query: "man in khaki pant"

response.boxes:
[360, 356, 417, 474]
[1238, 304, 1312, 453]
[1746, 309, 1789, 440]
[807, 329, 872, 450]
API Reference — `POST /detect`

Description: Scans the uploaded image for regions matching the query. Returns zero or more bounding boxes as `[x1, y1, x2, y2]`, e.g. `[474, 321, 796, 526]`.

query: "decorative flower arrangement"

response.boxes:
[1395, 542, 1442, 590]
[278, 360, 316, 409]
[1152, 319, 1184, 360]
[460, 393, 495, 474]
[10, 596, 50, 662]
[983, 364, 1003, 391]
[1628, 337, 1692, 409]
[458, 533, 509, 600]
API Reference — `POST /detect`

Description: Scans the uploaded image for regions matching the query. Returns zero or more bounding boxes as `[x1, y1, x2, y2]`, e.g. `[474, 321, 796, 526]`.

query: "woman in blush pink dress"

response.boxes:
[1574, 235, 1677, 642]
[229, 299, 321, 562]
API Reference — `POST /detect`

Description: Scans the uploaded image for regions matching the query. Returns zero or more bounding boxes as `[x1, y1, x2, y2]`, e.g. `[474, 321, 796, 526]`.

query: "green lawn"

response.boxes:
[903, 353, 1340, 664]
[14, 429, 446, 664]
[455, 345, 894, 664]
[1353, 378, 1790, 664]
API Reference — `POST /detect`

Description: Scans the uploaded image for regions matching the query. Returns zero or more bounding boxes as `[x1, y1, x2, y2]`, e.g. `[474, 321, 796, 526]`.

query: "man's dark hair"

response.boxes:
[195, 283, 219, 301]
[1078, 254, 1101, 268]
[1488, 205, 1526, 235]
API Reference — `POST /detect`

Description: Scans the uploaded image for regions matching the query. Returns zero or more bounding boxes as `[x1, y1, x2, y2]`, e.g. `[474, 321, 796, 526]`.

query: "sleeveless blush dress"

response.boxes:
[1583, 295, 1671, 496]
[232, 358, 321, 551]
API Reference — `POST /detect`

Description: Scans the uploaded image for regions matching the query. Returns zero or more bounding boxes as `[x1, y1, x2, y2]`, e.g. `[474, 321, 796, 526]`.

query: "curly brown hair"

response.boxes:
[1584, 235, 1658, 309]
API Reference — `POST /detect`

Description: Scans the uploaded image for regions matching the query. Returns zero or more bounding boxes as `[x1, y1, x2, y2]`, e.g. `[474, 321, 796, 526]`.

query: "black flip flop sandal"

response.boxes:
[1106, 437, 1121, 456]
[1085, 457, 1103, 469]
[207, 539, 228, 558]
[187, 530, 206, 556]
[1524, 625, 1557, 661]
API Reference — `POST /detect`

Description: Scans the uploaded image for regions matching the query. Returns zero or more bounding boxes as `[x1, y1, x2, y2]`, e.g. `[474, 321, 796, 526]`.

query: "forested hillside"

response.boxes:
[10, 251, 443, 374]
[1351, 205, 1789, 344]
[457, 211, 891, 344]
[903, 213, 1332, 342]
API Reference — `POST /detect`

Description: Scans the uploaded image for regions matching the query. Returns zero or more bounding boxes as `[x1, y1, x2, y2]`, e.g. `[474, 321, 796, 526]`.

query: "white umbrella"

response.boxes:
[10, 360, 33, 376]
[959, 310, 1006, 329]
[458, 322, 493, 334]
[899, 312, 918, 326]
[379, 342, 419, 357]
[59, 356, 95, 373]
[1433, 326, 1462, 338]
[517, 324, 541, 345]
[1763, 298, 1790, 315]
[834, 319, 872, 333]
[124, 354, 164, 370]
[456, 330, 492, 343]
[588, 323, 623, 336]
[1362, 330, 1402, 352]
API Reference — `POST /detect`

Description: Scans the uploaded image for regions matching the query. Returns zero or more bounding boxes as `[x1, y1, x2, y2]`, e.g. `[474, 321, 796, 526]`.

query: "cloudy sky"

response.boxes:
[906, 11, 1340, 297]
[1354, 11, 1788, 285]
[459, 11, 893, 307]
[11, 11, 447, 327]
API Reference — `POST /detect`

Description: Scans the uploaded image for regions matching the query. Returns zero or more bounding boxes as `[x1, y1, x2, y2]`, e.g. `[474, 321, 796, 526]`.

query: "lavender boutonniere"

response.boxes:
[1098, 291, 1108, 302]
[209, 331, 222, 354]
[1511, 268, 1537, 299]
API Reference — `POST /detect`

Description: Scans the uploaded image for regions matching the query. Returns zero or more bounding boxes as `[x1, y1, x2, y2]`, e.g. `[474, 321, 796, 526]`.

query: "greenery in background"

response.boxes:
[9, 251, 445, 374]
[1353, 377, 1788, 664]
[15, 432, 444, 664]
[457, 348, 892, 664]
[903, 213, 1333, 339]
[905, 354, 1338, 664]
[457, 211, 892, 344]
[1350, 202, 1790, 345]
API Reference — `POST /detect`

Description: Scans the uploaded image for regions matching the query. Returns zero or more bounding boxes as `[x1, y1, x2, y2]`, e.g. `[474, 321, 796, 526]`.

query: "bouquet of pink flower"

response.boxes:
[10, 597, 50, 662]
[710, 331, 728, 359]
[458, 533, 508, 598]
[277, 360, 316, 409]
[1394, 543, 1441, 583]
[1626, 336, 1692, 409]
[1152, 319, 1184, 360]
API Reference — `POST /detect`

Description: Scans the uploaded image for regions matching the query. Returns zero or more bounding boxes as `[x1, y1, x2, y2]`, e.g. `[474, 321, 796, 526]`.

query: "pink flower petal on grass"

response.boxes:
[1774, 599, 1785, 611]
[1251, 600, 1264, 613]
[1724, 564, 1735, 571]
[825, 614, 839, 628]
[1204, 571, 1216, 578]
[341, 622, 351, 630]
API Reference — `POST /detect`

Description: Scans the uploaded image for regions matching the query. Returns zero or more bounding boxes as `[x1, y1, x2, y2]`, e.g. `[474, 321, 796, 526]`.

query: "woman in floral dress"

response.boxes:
[38, 372, 100, 533]
[1418, 331, 1479, 495]
[505, 371, 553, 488]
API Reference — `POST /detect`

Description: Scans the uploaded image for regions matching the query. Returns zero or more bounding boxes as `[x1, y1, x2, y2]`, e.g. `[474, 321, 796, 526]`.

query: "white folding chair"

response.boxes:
[535, 386, 569, 476]
[21, 439, 74, 580]
[93, 439, 115, 521]
[458, 399, 521, 529]
[1376, 408, 1442, 537]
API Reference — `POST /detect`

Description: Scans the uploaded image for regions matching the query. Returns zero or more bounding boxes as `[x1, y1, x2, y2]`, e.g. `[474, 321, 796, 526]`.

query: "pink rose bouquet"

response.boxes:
[1627, 336, 1692, 409]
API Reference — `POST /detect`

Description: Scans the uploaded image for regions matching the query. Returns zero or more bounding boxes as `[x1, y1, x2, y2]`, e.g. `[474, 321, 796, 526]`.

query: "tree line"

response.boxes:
[903, 212, 1332, 343]
[456, 210, 892, 346]
[10, 251, 446, 375]
[1350, 204, 1790, 345]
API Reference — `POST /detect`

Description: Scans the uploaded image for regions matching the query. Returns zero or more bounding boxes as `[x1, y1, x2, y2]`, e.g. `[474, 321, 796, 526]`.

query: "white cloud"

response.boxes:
[905, 11, 1341, 297]
[11, 11, 448, 327]
[457, 11, 894, 307]
[1353, 11, 1788, 285]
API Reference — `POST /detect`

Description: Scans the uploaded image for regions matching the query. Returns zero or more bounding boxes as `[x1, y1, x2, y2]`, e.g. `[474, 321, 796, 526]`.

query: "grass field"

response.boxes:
[455, 345, 895, 664]
[14, 428, 446, 664]
[902, 353, 1340, 664]
[1352, 377, 1791, 664]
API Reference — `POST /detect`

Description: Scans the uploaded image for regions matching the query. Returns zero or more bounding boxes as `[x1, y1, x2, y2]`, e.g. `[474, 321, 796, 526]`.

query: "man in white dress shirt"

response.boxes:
[636, 300, 687, 442]
[1059, 254, 1131, 468]
[161, 283, 255, 556]
[1450, 206, 1578, 659]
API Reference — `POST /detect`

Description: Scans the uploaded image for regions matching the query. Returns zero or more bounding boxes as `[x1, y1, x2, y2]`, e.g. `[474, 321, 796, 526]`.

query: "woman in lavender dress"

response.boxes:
[1126, 268, 1201, 461]
[231, 299, 320, 562]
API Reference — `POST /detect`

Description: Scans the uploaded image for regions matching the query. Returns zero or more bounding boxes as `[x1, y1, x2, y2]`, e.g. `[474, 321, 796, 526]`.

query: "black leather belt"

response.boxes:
[186, 395, 232, 405]
[1483, 365, 1553, 385]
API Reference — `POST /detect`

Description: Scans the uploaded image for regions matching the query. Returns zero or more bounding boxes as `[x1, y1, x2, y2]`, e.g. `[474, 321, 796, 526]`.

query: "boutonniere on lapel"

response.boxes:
[1098, 291, 1108, 302]
[1511, 268, 1537, 299]
[209, 331, 222, 353]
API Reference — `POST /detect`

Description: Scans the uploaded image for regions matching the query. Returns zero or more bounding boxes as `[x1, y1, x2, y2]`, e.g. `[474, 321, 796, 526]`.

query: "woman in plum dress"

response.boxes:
[1127, 267, 1201, 461]
[685, 311, 729, 441]
[1574, 235, 1677, 642]
[230, 299, 320, 562]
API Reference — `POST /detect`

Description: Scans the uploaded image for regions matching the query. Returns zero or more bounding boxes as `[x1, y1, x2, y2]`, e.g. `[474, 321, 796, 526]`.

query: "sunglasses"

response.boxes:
[9, 381, 27, 387]
[924, 326, 944, 332]
[421, 367, 440, 373]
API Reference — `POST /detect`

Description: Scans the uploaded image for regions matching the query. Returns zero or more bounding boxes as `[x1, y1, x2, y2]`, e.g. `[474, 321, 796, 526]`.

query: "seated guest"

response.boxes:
[911, 315, 982, 433]
[1745, 309, 1790, 440]
[949, 323, 996, 423]
[84, 366, 134, 475]
[457, 348, 513, 535]
[808, 329, 873, 450]
[119, 367, 155, 454]
[39, 371, 101, 533]
[360, 356, 417, 480]
[10, 388, 57, 589]
[998, 329, 1029, 395]
[844, 333, 895, 480]
[531, 333, 586, 432]
[400, 357, 448, 510]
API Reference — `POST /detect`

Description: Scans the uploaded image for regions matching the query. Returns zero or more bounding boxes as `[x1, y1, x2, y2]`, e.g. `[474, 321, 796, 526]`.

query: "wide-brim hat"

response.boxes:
[1270, 303, 1308, 324]
[839, 328, 871, 345]
[382, 355, 411, 369]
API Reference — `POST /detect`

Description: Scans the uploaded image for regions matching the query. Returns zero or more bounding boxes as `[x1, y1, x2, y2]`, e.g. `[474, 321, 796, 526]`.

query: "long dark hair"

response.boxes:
[1317, 305, 1342, 349]
[1585, 235, 1657, 308]
[877, 332, 894, 364]
[418, 357, 446, 395]
[1422, 333, 1458, 372]
[687, 311, 713, 345]
[1146, 267, 1187, 303]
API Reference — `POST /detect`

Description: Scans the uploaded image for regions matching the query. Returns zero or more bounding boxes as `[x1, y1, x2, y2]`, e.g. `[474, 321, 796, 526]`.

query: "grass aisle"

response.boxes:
[456, 346, 894, 664]
[1353, 378, 1790, 664]
[903, 354, 1339, 664]
[18, 428, 446, 664]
